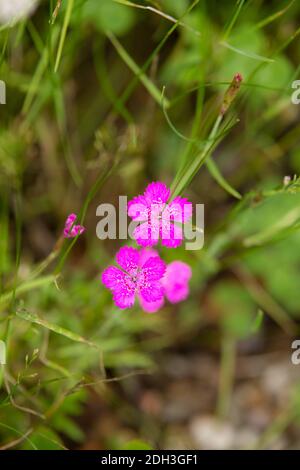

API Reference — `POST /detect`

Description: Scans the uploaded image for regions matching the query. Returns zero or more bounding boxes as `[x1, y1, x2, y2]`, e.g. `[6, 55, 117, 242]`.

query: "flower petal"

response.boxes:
[161, 220, 183, 248]
[101, 266, 127, 290]
[163, 261, 192, 303]
[139, 248, 159, 266]
[144, 181, 170, 205]
[63, 213, 85, 238]
[140, 256, 166, 282]
[138, 294, 164, 313]
[113, 289, 135, 309]
[133, 221, 159, 247]
[128, 195, 149, 221]
[102, 266, 136, 309]
[139, 280, 164, 303]
[167, 197, 193, 222]
[116, 246, 139, 275]
[65, 213, 77, 226]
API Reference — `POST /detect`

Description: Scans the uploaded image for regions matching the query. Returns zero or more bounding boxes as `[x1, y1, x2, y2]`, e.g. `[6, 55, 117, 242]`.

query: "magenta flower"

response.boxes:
[101, 246, 166, 309]
[128, 182, 192, 248]
[138, 249, 192, 313]
[163, 260, 192, 303]
[63, 213, 85, 238]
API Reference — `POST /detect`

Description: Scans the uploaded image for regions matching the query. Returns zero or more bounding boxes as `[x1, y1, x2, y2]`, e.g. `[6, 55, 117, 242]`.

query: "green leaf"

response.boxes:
[82, 0, 135, 36]
[16, 309, 99, 349]
[231, 193, 300, 247]
[205, 156, 242, 199]
[108, 32, 170, 109]
[251, 309, 264, 333]
[51, 415, 84, 443]
[22, 426, 66, 450]
[0, 275, 56, 309]
[220, 40, 274, 63]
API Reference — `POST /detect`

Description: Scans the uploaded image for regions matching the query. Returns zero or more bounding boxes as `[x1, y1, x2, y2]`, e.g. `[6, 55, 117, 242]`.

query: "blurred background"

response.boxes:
[1, 0, 300, 450]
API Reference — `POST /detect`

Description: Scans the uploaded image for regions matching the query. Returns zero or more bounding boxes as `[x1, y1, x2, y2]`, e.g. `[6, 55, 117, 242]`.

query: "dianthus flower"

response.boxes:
[101, 246, 166, 309]
[138, 249, 192, 313]
[128, 182, 192, 248]
[63, 213, 85, 238]
[102, 247, 192, 313]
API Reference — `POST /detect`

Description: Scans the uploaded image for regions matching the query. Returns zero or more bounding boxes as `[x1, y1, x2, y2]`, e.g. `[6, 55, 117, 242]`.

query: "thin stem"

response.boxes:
[171, 113, 223, 197]
[54, 0, 74, 73]
[216, 333, 236, 419]
[107, 32, 170, 109]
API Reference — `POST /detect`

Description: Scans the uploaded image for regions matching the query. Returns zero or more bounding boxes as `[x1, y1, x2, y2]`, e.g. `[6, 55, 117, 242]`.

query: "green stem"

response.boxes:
[216, 333, 236, 419]
[54, 0, 74, 73]
[107, 32, 170, 109]
[171, 114, 223, 198]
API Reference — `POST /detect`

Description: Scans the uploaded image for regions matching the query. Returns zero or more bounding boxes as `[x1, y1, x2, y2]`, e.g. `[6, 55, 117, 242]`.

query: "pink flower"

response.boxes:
[101, 246, 166, 310]
[138, 249, 192, 313]
[128, 182, 192, 248]
[163, 261, 192, 303]
[63, 213, 85, 238]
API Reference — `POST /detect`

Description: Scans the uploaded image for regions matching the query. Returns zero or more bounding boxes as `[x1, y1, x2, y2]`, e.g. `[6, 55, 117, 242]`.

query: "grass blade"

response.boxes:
[54, 0, 74, 72]
[16, 309, 99, 349]
[107, 32, 170, 108]
[205, 156, 242, 200]
[220, 41, 274, 62]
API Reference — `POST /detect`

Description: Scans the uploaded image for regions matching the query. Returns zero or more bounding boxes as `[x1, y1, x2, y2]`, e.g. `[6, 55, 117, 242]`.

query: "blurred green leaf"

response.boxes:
[16, 309, 99, 349]
[82, 0, 135, 36]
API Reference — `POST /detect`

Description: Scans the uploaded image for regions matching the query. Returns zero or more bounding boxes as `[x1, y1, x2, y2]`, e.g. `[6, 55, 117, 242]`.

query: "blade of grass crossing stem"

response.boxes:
[166, 110, 241, 199]
[22, 47, 49, 115]
[27, 21, 45, 55]
[22, 26, 59, 117]
[23, 23, 82, 187]
[178, 75, 205, 158]
[172, 115, 242, 199]
[52, 73, 82, 186]
[113, 0, 201, 36]
[27, 17, 75, 177]
[171, 115, 237, 198]
[170, 80, 210, 192]
[171, 74, 243, 198]
[55, 158, 120, 274]
[114, 0, 200, 110]
[93, 39, 133, 124]
[107, 32, 170, 109]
